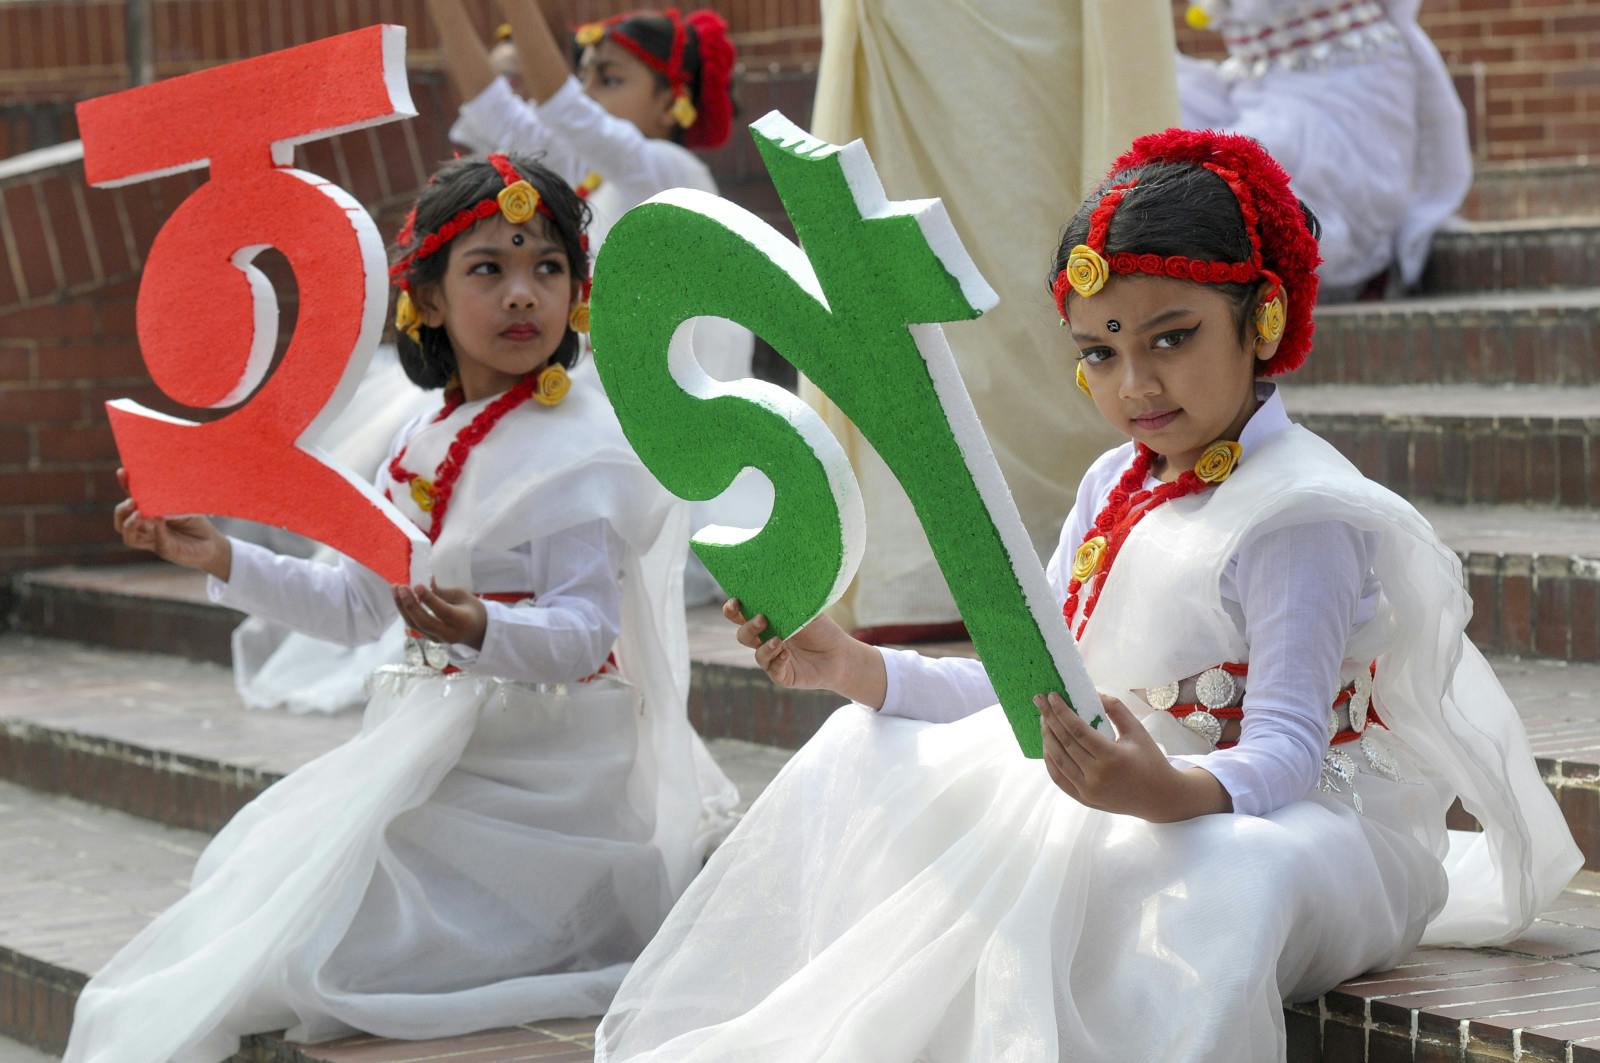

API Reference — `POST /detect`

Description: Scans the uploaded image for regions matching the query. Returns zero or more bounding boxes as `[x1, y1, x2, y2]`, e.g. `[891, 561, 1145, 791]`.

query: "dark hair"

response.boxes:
[391, 154, 591, 390]
[1050, 162, 1322, 342]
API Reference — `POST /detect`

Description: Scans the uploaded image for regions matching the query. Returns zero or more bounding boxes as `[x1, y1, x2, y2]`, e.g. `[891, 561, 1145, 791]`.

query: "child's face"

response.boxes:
[1068, 274, 1279, 473]
[578, 40, 677, 140]
[418, 215, 578, 394]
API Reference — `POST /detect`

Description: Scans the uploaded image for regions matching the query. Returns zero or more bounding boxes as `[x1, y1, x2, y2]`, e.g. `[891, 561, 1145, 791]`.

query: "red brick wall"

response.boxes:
[1171, 0, 1600, 163]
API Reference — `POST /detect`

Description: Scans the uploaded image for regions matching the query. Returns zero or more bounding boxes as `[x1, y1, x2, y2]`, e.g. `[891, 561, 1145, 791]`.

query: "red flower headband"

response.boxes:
[1052, 129, 1321, 376]
[390, 155, 601, 341]
[574, 8, 736, 150]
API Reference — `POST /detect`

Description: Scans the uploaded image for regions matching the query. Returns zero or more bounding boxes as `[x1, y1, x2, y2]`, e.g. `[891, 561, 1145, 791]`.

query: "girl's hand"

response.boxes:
[393, 583, 488, 650]
[111, 468, 231, 579]
[1037, 692, 1231, 822]
[723, 598, 889, 707]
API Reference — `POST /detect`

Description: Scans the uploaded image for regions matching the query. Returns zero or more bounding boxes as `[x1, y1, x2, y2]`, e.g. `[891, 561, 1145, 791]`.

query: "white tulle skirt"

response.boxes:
[67, 668, 688, 1063]
[597, 703, 1448, 1063]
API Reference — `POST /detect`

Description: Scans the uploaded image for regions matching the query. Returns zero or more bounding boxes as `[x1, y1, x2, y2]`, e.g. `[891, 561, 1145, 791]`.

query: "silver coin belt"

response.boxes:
[1216, 0, 1403, 80]
[1142, 662, 1406, 814]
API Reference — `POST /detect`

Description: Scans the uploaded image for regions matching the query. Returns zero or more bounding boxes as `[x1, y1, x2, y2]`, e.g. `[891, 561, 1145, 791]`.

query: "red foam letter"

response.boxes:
[77, 25, 429, 585]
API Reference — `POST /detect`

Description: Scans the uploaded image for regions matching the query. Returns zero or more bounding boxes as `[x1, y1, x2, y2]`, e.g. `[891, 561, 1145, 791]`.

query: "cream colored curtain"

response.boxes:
[804, 0, 1179, 633]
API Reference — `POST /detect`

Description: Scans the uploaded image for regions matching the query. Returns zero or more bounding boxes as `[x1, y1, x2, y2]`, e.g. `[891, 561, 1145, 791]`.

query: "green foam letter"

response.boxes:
[590, 112, 1099, 757]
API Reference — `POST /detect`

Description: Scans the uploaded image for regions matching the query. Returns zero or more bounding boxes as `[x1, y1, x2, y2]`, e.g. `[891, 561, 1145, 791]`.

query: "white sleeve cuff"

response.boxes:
[206, 537, 273, 609]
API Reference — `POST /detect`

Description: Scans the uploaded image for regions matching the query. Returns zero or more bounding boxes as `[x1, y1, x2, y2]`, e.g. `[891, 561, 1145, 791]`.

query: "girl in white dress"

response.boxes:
[594, 130, 1580, 1062]
[431, 0, 766, 603]
[68, 154, 737, 1063]
[1176, 0, 1472, 298]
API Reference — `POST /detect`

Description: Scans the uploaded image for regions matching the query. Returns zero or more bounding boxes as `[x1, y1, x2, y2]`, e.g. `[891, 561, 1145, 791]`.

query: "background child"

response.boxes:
[1177, 0, 1472, 299]
[593, 130, 1579, 1063]
[428, 0, 766, 603]
[66, 154, 736, 1063]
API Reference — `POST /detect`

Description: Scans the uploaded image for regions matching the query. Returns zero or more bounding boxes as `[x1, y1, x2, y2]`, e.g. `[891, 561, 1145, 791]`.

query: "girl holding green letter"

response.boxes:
[596, 130, 1578, 1062]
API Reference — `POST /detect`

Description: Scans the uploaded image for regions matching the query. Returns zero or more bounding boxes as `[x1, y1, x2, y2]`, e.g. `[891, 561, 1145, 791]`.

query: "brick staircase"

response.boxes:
[4, 165, 1600, 1061]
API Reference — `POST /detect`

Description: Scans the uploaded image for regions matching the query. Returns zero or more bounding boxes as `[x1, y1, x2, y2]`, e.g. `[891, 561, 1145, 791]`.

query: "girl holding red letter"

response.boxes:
[595, 131, 1579, 1062]
[69, 156, 736, 1062]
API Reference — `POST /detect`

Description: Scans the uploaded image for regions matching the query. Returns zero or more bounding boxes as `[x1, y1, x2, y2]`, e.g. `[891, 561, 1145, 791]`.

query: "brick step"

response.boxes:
[3, 766, 1599, 1062]
[1420, 218, 1600, 296]
[0, 1036, 51, 1062]
[1464, 162, 1600, 224]
[1303, 289, 1600, 387]
[1284, 383, 1600, 508]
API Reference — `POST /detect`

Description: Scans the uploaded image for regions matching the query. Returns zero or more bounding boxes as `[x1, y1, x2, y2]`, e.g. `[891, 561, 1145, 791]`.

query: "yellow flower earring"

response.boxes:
[393, 290, 421, 344]
[1254, 295, 1286, 344]
[533, 363, 572, 406]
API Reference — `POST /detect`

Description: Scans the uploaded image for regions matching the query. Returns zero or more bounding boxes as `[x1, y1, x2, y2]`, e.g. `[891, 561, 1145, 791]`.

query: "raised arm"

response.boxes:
[496, 0, 575, 103]
[425, 0, 497, 103]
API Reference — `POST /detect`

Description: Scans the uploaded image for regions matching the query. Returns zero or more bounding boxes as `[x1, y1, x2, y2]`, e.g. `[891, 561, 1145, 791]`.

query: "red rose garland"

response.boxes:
[387, 368, 548, 543]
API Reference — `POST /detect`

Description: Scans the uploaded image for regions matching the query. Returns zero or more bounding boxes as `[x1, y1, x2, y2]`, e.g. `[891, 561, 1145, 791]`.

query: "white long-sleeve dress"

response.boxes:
[64, 367, 739, 1063]
[594, 385, 1579, 1063]
[452, 76, 769, 602]
[1178, 0, 1472, 296]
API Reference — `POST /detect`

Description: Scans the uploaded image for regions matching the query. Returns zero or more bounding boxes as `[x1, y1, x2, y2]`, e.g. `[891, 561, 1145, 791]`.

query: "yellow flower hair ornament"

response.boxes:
[497, 179, 540, 225]
[389, 155, 561, 289]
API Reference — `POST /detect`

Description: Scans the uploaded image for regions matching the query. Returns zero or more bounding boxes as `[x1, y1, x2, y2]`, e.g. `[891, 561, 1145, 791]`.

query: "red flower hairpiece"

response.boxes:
[1052, 129, 1322, 376]
[391, 154, 565, 290]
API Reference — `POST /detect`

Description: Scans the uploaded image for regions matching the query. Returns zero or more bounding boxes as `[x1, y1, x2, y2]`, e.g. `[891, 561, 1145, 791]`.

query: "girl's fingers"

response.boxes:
[734, 614, 768, 650]
[115, 467, 130, 492]
[415, 584, 465, 626]
[1043, 730, 1087, 789]
[1101, 696, 1154, 748]
[754, 635, 784, 669]
[1042, 746, 1082, 800]
[393, 587, 438, 637]
[722, 598, 746, 625]
[1053, 693, 1114, 755]
[1036, 694, 1090, 757]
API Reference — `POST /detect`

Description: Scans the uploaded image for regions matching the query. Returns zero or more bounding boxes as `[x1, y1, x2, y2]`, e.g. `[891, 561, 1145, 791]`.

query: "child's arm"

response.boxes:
[1039, 520, 1368, 822]
[425, 0, 497, 103]
[495, 0, 571, 103]
[728, 603, 1001, 717]
[113, 469, 397, 646]
[1173, 520, 1369, 812]
[212, 539, 400, 647]
[420, 520, 623, 684]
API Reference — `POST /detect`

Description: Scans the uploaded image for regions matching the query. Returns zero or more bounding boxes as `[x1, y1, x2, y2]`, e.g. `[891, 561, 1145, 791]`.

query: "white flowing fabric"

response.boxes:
[65, 367, 739, 1063]
[595, 419, 1578, 1062]
[451, 76, 768, 604]
[802, 0, 1179, 634]
[230, 344, 435, 714]
[1177, 0, 1471, 295]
